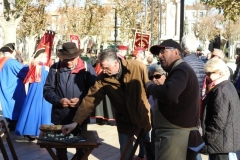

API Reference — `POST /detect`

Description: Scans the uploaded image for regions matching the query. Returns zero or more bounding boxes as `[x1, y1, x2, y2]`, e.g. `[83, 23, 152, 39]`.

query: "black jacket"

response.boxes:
[43, 59, 97, 125]
[201, 80, 240, 153]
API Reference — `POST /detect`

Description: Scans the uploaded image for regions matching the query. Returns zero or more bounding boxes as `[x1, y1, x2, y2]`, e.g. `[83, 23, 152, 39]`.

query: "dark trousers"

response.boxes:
[186, 148, 198, 160]
[6, 118, 17, 131]
[209, 153, 228, 160]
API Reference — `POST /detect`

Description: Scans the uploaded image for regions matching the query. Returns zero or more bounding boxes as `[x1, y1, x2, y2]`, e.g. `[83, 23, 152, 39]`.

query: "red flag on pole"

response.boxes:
[33, 31, 55, 66]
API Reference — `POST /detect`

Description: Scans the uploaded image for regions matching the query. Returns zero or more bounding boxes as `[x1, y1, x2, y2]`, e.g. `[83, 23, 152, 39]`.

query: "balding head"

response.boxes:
[211, 49, 225, 60]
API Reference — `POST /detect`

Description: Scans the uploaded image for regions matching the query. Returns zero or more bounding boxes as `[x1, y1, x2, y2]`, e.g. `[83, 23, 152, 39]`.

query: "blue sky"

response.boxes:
[185, 0, 195, 5]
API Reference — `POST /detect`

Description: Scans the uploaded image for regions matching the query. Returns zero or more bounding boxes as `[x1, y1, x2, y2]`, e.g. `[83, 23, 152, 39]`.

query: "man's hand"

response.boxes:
[62, 122, 78, 135]
[68, 98, 79, 107]
[60, 98, 71, 108]
[59, 98, 79, 108]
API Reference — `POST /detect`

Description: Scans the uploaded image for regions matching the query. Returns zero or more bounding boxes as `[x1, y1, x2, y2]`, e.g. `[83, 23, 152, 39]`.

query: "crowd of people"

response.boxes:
[0, 34, 240, 160]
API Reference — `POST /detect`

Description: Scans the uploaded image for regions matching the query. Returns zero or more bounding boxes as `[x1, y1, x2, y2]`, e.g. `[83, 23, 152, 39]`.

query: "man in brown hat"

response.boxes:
[0, 43, 29, 131]
[43, 42, 97, 159]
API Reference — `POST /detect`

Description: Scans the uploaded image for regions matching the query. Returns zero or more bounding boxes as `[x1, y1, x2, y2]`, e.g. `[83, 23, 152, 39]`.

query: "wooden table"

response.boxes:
[37, 131, 101, 160]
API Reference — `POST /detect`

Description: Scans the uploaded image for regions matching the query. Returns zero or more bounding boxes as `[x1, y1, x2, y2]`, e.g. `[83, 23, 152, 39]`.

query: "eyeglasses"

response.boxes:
[159, 47, 175, 54]
[211, 54, 222, 59]
[206, 72, 215, 77]
[149, 74, 164, 80]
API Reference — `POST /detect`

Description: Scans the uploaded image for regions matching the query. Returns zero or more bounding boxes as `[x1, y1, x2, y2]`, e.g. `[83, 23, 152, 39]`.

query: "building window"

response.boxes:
[199, 12, 204, 17]
[192, 12, 195, 17]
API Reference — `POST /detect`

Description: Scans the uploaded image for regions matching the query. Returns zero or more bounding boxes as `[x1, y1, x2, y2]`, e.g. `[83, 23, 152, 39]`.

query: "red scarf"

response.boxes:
[59, 57, 85, 74]
[94, 63, 102, 75]
[0, 57, 10, 70]
[23, 62, 44, 83]
[200, 77, 216, 119]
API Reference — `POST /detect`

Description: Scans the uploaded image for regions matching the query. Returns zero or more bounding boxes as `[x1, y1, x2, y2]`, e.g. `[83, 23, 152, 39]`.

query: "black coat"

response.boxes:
[201, 80, 240, 153]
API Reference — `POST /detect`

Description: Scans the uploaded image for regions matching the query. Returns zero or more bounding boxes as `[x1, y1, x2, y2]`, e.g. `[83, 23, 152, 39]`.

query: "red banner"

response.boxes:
[35, 31, 55, 66]
[133, 32, 151, 51]
[69, 34, 80, 48]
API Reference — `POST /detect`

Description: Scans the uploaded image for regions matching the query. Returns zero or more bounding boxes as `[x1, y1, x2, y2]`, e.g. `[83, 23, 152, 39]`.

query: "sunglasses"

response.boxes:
[206, 72, 215, 77]
[149, 74, 164, 80]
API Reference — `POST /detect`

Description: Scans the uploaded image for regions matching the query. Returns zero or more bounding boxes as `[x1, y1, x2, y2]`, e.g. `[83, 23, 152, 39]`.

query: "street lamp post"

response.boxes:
[114, 7, 117, 51]
[179, 0, 185, 43]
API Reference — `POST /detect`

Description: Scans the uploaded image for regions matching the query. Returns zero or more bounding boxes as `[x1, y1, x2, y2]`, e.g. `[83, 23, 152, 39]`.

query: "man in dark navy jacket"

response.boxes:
[43, 42, 96, 160]
[181, 34, 206, 97]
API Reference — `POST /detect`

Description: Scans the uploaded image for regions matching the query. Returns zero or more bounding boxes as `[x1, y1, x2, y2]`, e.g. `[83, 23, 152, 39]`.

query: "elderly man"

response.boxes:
[211, 49, 233, 81]
[62, 49, 151, 160]
[43, 42, 97, 160]
[181, 34, 206, 97]
[181, 34, 206, 160]
[0, 43, 28, 131]
[147, 39, 204, 160]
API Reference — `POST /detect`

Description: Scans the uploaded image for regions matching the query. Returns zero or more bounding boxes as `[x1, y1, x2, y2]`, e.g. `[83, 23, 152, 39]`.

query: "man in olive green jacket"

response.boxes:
[62, 49, 151, 159]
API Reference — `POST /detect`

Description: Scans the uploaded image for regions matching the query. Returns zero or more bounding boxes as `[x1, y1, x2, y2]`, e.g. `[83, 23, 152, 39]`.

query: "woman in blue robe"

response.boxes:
[15, 48, 52, 139]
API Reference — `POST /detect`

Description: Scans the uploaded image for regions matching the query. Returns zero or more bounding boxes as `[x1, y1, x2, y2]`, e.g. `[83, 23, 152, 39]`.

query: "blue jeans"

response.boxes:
[118, 133, 133, 160]
[196, 153, 202, 160]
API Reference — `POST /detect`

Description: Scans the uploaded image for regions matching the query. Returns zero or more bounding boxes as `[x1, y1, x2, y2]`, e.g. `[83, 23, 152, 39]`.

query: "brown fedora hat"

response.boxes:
[57, 42, 83, 59]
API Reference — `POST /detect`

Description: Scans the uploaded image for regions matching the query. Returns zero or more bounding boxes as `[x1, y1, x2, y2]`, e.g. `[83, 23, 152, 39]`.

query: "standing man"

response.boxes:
[181, 34, 206, 160]
[43, 42, 97, 159]
[62, 49, 151, 160]
[0, 43, 29, 131]
[181, 34, 206, 97]
[147, 39, 204, 160]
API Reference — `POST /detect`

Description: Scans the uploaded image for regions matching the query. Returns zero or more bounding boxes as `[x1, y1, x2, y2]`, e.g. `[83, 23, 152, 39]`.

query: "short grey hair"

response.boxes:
[181, 34, 198, 54]
[98, 49, 118, 63]
[148, 64, 166, 76]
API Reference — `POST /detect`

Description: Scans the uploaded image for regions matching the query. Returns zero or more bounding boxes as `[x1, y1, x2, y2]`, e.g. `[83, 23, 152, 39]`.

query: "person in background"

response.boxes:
[117, 45, 128, 59]
[146, 53, 154, 66]
[62, 49, 152, 160]
[0, 43, 29, 131]
[181, 34, 205, 97]
[181, 34, 206, 160]
[200, 58, 240, 159]
[43, 42, 97, 160]
[89, 51, 97, 67]
[147, 39, 204, 160]
[132, 47, 146, 62]
[15, 48, 52, 140]
[147, 64, 167, 160]
[15, 50, 24, 64]
[79, 52, 90, 63]
[210, 49, 233, 82]
[205, 52, 212, 63]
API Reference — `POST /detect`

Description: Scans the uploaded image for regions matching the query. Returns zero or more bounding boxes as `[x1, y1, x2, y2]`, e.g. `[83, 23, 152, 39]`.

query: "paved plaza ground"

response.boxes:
[0, 117, 209, 160]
